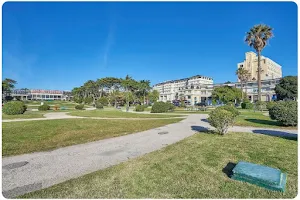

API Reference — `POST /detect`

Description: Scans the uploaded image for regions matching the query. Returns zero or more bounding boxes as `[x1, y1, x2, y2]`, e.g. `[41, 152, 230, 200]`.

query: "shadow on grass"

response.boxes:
[245, 118, 282, 127]
[252, 130, 297, 141]
[222, 162, 237, 178]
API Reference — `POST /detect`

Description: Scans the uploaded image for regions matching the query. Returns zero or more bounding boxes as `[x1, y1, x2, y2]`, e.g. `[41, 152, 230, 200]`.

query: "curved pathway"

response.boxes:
[2, 114, 297, 198]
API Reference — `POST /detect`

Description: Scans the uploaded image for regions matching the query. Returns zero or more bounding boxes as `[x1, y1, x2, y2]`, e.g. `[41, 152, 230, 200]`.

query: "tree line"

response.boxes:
[71, 75, 159, 109]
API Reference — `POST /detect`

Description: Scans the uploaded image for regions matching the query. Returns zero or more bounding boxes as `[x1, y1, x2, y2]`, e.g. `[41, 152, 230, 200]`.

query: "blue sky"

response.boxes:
[2, 2, 298, 90]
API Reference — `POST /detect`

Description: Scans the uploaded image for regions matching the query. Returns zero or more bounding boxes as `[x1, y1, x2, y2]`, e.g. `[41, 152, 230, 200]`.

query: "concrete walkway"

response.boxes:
[2, 114, 297, 198]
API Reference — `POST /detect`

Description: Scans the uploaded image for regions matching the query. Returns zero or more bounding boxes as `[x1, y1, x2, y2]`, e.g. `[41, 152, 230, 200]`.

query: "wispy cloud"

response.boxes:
[103, 22, 115, 68]
[102, 7, 118, 69]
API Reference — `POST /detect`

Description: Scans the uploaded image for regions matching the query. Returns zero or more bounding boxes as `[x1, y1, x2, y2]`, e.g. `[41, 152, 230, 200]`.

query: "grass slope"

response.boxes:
[21, 132, 297, 198]
[2, 118, 182, 156]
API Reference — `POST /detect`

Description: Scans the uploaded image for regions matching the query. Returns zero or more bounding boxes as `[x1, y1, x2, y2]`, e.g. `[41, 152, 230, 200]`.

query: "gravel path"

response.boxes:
[2, 114, 297, 197]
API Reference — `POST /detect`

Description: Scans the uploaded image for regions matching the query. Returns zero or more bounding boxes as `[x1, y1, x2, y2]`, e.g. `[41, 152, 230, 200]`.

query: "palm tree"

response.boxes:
[245, 24, 273, 101]
[138, 80, 151, 105]
[236, 68, 251, 101]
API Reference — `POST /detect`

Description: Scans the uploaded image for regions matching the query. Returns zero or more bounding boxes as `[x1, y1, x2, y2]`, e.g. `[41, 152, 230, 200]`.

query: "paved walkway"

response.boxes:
[2, 114, 297, 197]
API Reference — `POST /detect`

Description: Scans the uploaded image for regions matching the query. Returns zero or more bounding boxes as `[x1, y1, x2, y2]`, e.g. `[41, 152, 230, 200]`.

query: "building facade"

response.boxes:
[10, 89, 73, 101]
[237, 51, 282, 82]
[153, 75, 214, 105]
[154, 75, 280, 105]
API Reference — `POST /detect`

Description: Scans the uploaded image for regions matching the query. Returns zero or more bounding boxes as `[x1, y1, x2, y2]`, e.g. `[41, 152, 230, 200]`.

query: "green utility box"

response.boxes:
[231, 161, 287, 192]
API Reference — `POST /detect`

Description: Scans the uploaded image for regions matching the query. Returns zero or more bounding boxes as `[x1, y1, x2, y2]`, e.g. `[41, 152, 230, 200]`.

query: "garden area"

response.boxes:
[20, 132, 297, 198]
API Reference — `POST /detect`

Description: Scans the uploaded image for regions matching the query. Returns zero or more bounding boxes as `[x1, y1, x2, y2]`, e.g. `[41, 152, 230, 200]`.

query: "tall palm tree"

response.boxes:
[236, 68, 251, 101]
[245, 24, 273, 101]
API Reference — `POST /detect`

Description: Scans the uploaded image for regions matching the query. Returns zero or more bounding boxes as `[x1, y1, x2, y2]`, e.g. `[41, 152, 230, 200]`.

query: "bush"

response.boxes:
[254, 101, 266, 111]
[84, 97, 93, 104]
[151, 102, 174, 113]
[216, 105, 240, 117]
[98, 97, 109, 106]
[95, 101, 104, 109]
[241, 102, 253, 109]
[208, 109, 235, 135]
[269, 101, 297, 126]
[38, 104, 50, 111]
[135, 105, 145, 112]
[75, 104, 84, 110]
[3, 101, 27, 115]
[166, 102, 175, 112]
[266, 101, 276, 110]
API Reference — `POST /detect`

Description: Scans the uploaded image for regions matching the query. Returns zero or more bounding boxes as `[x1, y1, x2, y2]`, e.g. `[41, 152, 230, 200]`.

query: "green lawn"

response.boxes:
[2, 118, 182, 156]
[234, 111, 297, 129]
[21, 132, 297, 198]
[2, 111, 46, 120]
[69, 110, 184, 118]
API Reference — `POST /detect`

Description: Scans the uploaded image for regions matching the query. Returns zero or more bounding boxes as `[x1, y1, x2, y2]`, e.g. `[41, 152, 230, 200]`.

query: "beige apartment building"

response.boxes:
[237, 51, 282, 82]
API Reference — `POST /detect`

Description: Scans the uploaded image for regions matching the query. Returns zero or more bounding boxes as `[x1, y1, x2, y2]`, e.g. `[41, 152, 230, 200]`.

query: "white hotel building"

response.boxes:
[153, 75, 280, 105]
[153, 75, 214, 105]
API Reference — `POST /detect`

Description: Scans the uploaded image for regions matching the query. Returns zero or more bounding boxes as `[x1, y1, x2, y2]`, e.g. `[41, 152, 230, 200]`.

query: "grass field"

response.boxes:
[69, 110, 184, 118]
[21, 132, 297, 198]
[234, 111, 297, 129]
[2, 118, 183, 156]
[2, 111, 46, 120]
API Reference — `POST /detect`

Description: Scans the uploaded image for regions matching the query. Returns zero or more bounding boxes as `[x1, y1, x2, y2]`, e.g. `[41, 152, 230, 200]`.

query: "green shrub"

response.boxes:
[135, 105, 145, 112]
[95, 101, 104, 109]
[254, 101, 266, 111]
[75, 104, 84, 110]
[266, 101, 276, 110]
[151, 102, 174, 113]
[3, 101, 27, 115]
[180, 101, 186, 108]
[241, 102, 253, 109]
[38, 104, 50, 111]
[84, 97, 93, 104]
[216, 105, 240, 117]
[208, 109, 234, 135]
[166, 102, 175, 112]
[269, 101, 297, 126]
[98, 97, 108, 106]
[226, 102, 234, 106]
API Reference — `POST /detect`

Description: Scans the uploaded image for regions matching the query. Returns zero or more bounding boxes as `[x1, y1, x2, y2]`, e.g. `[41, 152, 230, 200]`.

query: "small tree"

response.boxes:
[208, 109, 234, 135]
[275, 76, 298, 101]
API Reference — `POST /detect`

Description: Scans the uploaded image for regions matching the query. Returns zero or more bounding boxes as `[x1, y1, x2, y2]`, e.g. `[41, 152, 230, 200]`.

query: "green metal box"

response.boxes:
[231, 161, 287, 192]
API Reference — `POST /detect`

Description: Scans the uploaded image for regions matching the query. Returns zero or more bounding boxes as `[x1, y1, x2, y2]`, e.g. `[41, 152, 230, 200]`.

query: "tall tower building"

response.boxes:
[237, 52, 282, 82]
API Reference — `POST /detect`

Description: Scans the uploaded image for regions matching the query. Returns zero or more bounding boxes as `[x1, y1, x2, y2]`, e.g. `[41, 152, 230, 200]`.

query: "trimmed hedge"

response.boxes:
[269, 101, 297, 126]
[208, 109, 234, 135]
[135, 105, 145, 112]
[216, 105, 240, 117]
[3, 101, 27, 115]
[75, 104, 84, 110]
[151, 102, 175, 113]
[38, 104, 50, 111]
